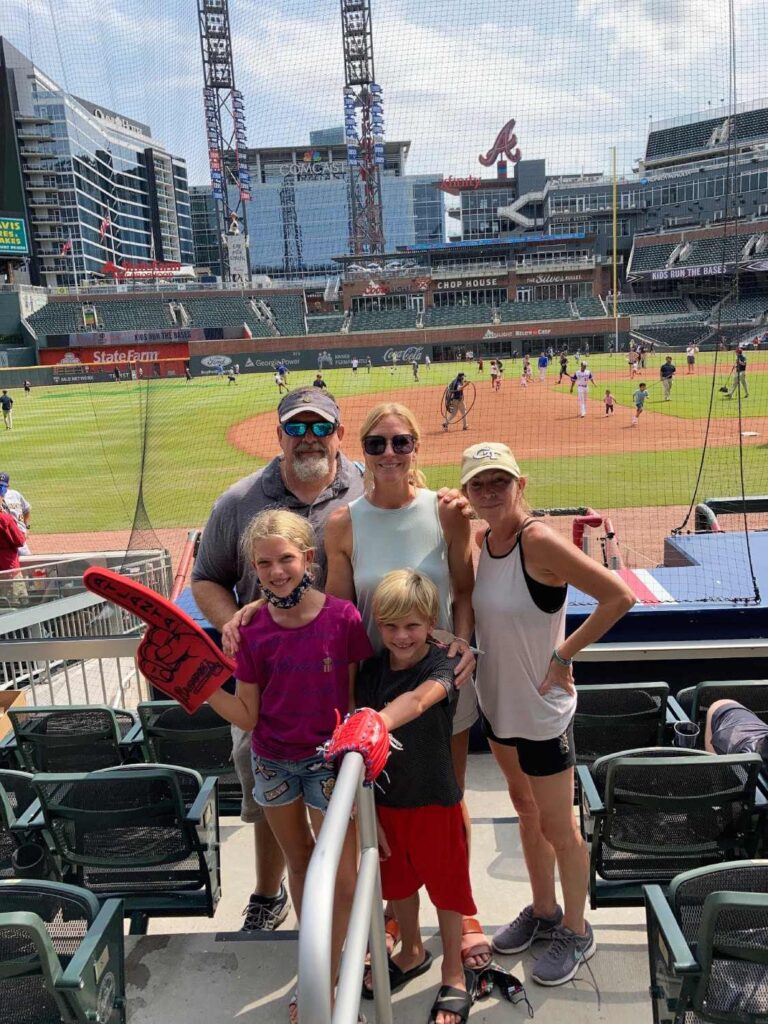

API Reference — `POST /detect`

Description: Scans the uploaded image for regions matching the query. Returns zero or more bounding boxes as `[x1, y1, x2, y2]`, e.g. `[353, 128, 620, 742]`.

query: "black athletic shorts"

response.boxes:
[710, 702, 768, 764]
[479, 710, 576, 777]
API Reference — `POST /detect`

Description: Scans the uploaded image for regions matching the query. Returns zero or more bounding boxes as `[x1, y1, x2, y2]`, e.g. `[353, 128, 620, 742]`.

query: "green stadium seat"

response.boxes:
[498, 300, 574, 323]
[29, 764, 220, 934]
[349, 309, 417, 332]
[0, 879, 126, 1024]
[644, 861, 768, 1024]
[307, 315, 345, 335]
[578, 749, 763, 907]
[135, 701, 242, 816]
[574, 297, 607, 318]
[628, 243, 678, 273]
[8, 707, 137, 774]
[0, 770, 37, 880]
[646, 117, 723, 160]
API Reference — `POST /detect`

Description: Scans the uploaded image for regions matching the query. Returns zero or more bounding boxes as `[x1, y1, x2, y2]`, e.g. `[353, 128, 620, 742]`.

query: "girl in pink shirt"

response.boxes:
[207, 509, 372, 1023]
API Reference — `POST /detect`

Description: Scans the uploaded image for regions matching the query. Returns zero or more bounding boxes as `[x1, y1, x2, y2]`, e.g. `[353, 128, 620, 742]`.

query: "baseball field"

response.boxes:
[10, 350, 768, 569]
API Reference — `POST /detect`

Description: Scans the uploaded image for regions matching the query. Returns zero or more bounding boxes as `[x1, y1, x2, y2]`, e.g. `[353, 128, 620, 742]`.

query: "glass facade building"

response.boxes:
[0, 38, 193, 288]
[193, 134, 444, 280]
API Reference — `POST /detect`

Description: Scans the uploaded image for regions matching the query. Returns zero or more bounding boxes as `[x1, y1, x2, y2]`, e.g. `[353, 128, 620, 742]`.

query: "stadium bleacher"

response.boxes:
[684, 236, 745, 266]
[628, 243, 678, 273]
[424, 304, 496, 328]
[645, 117, 723, 160]
[714, 295, 768, 323]
[617, 298, 690, 316]
[498, 300, 574, 323]
[181, 298, 272, 336]
[262, 294, 306, 336]
[349, 308, 417, 332]
[306, 315, 345, 335]
[574, 297, 607, 318]
[27, 299, 176, 336]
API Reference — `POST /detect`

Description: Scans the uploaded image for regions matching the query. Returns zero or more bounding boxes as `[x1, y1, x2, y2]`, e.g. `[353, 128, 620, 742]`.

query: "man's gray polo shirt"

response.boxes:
[192, 454, 365, 604]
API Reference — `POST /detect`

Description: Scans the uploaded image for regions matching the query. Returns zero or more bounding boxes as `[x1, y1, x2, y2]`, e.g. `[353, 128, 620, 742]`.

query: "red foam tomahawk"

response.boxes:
[83, 567, 235, 713]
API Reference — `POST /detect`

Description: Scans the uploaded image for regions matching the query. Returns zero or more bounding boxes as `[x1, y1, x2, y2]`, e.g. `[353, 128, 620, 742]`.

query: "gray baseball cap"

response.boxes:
[278, 388, 341, 424]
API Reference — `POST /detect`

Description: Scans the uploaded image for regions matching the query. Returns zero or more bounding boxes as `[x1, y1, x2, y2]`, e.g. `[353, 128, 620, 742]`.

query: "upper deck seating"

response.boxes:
[618, 298, 690, 316]
[629, 243, 678, 273]
[263, 294, 305, 336]
[425, 304, 496, 328]
[180, 298, 271, 336]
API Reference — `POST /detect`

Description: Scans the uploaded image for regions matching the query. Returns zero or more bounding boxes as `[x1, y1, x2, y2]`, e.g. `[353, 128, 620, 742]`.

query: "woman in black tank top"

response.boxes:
[461, 441, 635, 986]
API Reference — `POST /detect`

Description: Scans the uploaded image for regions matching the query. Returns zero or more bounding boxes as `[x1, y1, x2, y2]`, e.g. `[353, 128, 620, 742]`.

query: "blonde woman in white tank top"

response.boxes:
[324, 403, 495, 976]
[461, 442, 635, 987]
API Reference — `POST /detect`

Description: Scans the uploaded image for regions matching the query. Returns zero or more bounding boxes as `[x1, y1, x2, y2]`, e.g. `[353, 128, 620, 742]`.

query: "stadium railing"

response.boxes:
[298, 751, 392, 1024]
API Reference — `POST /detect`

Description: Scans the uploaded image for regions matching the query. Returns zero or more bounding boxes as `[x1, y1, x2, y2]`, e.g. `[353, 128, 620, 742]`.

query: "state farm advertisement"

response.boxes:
[39, 342, 190, 366]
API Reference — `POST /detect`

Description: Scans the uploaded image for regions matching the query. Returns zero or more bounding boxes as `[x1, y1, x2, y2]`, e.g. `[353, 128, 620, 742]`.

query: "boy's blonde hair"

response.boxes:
[241, 508, 316, 566]
[359, 402, 427, 490]
[372, 569, 439, 626]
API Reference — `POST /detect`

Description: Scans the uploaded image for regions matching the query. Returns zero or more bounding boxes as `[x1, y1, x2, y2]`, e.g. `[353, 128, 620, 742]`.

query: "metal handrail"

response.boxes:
[299, 752, 392, 1024]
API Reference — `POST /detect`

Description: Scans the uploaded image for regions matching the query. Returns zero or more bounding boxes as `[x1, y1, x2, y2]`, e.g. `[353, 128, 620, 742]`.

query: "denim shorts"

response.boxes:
[251, 752, 337, 812]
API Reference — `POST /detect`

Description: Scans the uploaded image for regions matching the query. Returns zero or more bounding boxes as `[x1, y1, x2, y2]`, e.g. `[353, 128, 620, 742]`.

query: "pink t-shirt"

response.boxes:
[235, 594, 374, 761]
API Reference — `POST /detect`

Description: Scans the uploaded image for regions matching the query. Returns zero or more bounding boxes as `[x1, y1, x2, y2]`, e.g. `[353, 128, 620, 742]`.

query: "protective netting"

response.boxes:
[2, 0, 768, 608]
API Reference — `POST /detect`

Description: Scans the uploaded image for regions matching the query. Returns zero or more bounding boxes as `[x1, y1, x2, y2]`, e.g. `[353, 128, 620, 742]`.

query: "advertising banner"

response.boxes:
[39, 342, 190, 369]
[226, 235, 250, 281]
[630, 262, 737, 282]
[0, 217, 29, 256]
[191, 342, 434, 376]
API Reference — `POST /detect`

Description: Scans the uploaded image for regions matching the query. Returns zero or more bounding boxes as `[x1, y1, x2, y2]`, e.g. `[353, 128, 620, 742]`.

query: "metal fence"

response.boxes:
[0, 636, 147, 708]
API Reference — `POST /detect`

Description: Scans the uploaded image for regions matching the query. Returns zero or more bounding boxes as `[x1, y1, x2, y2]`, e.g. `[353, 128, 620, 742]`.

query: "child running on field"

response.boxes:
[359, 569, 474, 1024]
[632, 382, 647, 426]
[490, 361, 499, 390]
[604, 389, 615, 415]
[207, 510, 373, 1024]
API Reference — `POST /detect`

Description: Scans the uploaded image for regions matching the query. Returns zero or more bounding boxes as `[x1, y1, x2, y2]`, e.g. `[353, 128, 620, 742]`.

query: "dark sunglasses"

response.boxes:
[363, 433, 416, 456]
[283, 421, 337, 438]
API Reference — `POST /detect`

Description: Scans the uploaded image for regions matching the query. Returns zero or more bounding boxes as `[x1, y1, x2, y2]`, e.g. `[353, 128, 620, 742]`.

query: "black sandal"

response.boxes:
[362, 949, 433, 1000]
[427, 982, 472, 1024]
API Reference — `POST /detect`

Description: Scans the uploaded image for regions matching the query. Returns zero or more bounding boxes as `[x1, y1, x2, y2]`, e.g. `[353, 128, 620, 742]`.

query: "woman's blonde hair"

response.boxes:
[241, 508, 316, 567]
[359, 402, 427, 490]
[372, 569, 439, 626]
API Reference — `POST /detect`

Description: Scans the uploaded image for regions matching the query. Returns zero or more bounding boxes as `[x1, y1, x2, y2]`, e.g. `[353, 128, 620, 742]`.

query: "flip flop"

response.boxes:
[460, 917, 493, 971]
[427, 980, 472, 1024]
[83, 567, 235, 713]
[361, 949, 433, 1000]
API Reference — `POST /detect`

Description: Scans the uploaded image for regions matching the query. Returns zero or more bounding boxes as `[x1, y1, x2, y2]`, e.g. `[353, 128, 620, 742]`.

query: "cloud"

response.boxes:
[2, 0, 768, 189]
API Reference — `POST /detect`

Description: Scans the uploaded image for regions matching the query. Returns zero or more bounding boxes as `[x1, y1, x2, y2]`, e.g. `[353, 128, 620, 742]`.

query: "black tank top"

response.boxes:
[486, 519, 567, 614]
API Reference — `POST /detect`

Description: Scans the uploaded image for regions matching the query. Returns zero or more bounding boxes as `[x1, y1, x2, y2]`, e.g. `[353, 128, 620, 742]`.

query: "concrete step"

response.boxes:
[127, 753, 652, 1023]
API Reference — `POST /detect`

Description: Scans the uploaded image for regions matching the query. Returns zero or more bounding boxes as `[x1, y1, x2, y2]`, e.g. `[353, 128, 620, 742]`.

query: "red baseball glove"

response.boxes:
[323, 708, 398, 784]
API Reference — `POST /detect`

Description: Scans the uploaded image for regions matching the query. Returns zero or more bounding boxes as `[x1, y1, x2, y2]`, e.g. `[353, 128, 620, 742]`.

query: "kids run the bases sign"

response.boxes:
[0, 217, 29, 257]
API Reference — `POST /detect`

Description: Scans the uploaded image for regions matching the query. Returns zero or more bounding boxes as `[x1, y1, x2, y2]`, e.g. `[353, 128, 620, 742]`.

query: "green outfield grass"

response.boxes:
[5, 355, 767, 535]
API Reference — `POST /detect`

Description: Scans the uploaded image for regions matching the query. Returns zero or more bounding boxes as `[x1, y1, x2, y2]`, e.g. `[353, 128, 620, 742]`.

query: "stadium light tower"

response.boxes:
[340, 0, 385, 255]
[197, 0, 251, 283]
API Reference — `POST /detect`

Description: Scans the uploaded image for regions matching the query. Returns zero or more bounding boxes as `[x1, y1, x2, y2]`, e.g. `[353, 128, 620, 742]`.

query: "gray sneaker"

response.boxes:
[531, 922, 596, 986]
[492, 903, 564, 955]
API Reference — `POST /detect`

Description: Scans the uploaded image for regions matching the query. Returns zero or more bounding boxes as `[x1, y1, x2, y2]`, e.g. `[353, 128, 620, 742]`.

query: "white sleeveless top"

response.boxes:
[349, 489, 452, 652]
[473, 527, 575, 741]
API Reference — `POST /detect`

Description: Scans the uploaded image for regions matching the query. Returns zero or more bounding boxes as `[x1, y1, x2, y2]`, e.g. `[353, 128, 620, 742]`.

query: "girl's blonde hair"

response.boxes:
[372, 569, 439, 626]
[359, 402, 427, 490]
[241, 508, 316, 566]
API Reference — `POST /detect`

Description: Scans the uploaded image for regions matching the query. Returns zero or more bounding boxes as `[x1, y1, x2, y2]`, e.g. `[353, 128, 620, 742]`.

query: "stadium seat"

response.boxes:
[498, 300, 574, 323]
[29, 764, 220, 933]
[675, 680, 768, 741]
[617, 298, 690, 317]
[574, 297, 607, 318]
[0, 879, 125, 1024]
[135, 701, 243, 815]
[628, 243, 678, 273]
[646, 117, 723, 161]
[578, 749, 763, 907]
[644, 861, 768, 1024]
[307, 315, 345, 335]
[574, 683, 672, 768]
[0, 770, 37, 879]
[8, 706, 137, 774]
[349, 308, 417, 332]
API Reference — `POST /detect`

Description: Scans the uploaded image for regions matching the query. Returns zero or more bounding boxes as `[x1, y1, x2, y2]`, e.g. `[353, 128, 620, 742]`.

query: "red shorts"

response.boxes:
[377, 803, 476, 916]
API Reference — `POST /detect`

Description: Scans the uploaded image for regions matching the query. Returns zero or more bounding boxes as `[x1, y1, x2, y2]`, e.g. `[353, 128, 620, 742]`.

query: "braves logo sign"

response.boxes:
[479, 118, 522, 167]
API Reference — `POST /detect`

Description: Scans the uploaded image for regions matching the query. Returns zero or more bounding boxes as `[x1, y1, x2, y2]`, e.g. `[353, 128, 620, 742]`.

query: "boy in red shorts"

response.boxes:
[358, 569, 474, 1024]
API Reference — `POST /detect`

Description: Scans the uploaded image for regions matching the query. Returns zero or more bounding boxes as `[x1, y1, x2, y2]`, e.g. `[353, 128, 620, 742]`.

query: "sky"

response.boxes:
[2, 0, 767, 185]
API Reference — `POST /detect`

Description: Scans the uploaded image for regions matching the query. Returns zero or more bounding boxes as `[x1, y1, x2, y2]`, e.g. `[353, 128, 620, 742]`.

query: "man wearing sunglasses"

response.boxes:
[191, 386, 365, 933]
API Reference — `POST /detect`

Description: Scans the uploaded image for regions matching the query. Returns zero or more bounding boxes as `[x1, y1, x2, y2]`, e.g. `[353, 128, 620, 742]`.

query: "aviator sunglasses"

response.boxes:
[362, 433, 416, 456]
[282, 421, 337, 438]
